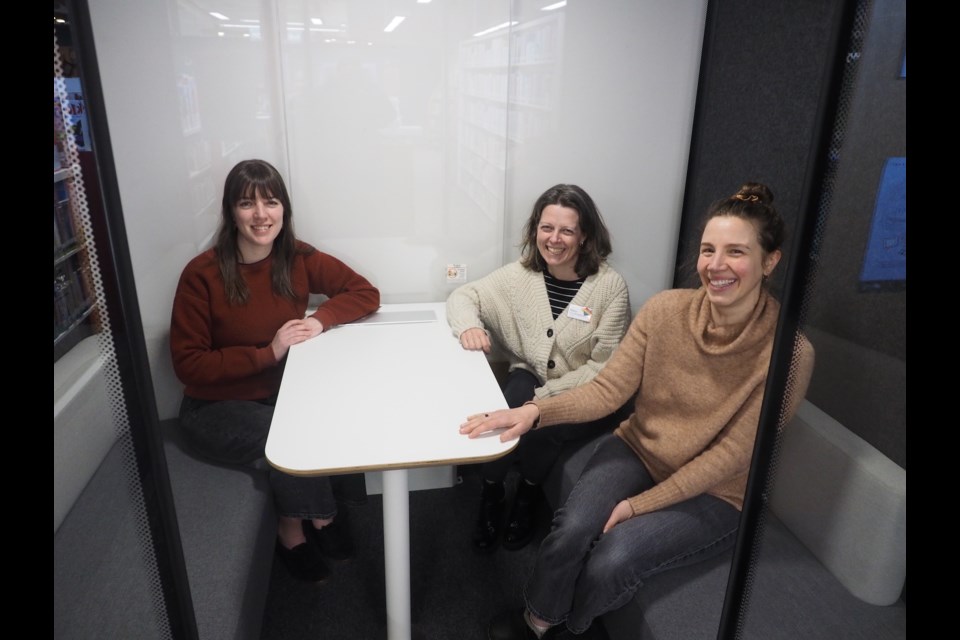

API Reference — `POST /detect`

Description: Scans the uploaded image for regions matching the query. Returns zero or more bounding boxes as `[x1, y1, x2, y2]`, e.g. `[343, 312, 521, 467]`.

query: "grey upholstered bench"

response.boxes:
[161, 418, 276, 640]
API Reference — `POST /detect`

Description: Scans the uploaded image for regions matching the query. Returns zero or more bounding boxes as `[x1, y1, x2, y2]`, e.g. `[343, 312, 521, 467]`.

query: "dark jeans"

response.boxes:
[481, 369, 631, 485]
[523, 434, 741, 634]
[178, 394, 365, 519]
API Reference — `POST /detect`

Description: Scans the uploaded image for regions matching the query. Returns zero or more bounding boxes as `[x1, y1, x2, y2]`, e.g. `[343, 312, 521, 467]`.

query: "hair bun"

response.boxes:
[733, 182, 774, 205]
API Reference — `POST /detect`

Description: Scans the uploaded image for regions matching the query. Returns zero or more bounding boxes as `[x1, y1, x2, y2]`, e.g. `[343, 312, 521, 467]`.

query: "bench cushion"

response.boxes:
[601, 511, 908, 640]
[769, 401, 906, 606]
[161, 419, 276, 640]
[736, 513, 907, 639]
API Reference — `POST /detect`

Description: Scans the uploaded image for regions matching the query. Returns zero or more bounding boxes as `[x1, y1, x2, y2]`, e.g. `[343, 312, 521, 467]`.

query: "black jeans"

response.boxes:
[179, 395, 365, 518]
[480, 369, 632, 485]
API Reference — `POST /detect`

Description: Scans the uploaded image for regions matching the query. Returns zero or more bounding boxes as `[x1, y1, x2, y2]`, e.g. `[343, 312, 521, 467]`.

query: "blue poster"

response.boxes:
[859, 157, 905, 289]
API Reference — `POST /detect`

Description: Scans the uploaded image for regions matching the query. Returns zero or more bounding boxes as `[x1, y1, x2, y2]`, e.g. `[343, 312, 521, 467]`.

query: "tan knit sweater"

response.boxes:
[533, 287, 815, 514]
[446, 261, 630, 398]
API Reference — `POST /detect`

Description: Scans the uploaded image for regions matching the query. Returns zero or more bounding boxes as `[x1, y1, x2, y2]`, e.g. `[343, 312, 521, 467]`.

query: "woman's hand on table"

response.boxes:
[271, 317, 325, 361]
[460, 404, 540, 442]
[603, 500, 634, 533]
[459, 328, 491, 353]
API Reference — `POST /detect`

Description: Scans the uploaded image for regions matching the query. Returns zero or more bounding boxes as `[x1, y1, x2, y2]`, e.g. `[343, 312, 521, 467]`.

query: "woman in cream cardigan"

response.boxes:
[447, 184, 631, 552]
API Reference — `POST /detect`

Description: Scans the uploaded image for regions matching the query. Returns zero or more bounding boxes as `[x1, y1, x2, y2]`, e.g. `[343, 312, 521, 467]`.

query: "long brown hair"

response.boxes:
[215, 159, 308, 304]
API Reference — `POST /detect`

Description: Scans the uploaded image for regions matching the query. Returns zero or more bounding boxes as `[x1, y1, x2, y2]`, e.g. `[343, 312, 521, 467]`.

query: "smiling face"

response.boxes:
[698, 215, 781, 325]
[233, 189, 284, 263]
[536, 204, 584, 280]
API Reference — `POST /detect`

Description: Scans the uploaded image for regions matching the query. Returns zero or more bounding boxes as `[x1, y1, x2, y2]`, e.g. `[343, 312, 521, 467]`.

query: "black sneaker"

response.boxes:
[275, 538, 330, 583]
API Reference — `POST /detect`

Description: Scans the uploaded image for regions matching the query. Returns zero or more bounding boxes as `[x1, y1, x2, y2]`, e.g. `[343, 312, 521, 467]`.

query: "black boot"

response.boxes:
[503, 479, 543, 551]
[275, 537, 330, 583]
[308, 505, 355, 562]
[473, 480, 505, 552]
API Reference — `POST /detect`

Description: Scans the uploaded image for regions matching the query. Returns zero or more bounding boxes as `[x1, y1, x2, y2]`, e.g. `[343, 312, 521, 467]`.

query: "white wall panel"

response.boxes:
[278, 0, 511, 303]
[88, 0, 705, 418]
[505, 0, 707, 310]
[89, 0, 290, 418]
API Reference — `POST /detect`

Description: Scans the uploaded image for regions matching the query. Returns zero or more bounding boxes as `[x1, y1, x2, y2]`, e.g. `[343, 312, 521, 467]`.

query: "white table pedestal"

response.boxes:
[383, 469, 411, 640]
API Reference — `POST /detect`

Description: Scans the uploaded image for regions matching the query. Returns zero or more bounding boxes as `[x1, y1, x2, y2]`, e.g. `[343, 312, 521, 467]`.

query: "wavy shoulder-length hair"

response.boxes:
[519, 184, 612, 278]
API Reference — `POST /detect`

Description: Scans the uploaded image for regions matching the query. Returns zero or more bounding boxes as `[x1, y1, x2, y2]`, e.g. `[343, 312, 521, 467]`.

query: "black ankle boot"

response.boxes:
[503, 479, 543, 551]
[275, 537, 330, 583]
[308, 506, 355, 562]
[473, 480, 505, 552]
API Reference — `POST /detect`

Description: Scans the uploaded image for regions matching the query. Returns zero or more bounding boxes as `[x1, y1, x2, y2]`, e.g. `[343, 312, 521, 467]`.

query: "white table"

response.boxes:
[266, 302, 514, 639]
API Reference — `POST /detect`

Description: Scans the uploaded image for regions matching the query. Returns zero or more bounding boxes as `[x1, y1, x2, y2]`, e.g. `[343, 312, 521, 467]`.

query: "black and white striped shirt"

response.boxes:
[543, 271, 585, 319]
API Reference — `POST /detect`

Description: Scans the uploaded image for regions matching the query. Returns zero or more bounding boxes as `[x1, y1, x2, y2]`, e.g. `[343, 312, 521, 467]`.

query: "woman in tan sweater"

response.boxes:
[460, 182, 815, 639]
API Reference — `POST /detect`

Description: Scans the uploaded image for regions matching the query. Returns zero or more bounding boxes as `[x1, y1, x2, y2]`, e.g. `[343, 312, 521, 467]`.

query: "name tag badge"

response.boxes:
[567, 305, 593, 322]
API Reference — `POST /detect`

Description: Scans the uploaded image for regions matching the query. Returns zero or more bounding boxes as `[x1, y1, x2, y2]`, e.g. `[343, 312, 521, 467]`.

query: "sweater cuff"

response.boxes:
[525, 400, 543, 429]
[310, 307, 336, 331]
[627, 484, 683, 518]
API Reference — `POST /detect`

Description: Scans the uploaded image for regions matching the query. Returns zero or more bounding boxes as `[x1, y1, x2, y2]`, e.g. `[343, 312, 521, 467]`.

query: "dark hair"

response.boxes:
[519, 184, 613, 278]
[215, 159, 306, 304]
[703, 182, 785, 254]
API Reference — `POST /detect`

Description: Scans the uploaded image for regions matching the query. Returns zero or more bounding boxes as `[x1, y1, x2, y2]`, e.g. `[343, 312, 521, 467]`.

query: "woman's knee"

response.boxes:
[542, 504, 605, 553]
[580, 527, 646, 585]
[177, 398, 272, 466]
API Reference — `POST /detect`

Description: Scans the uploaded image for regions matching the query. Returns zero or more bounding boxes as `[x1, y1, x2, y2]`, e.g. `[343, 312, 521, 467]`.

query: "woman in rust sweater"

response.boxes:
[461, 182, 815, 639]
[170, 159, 380, 583]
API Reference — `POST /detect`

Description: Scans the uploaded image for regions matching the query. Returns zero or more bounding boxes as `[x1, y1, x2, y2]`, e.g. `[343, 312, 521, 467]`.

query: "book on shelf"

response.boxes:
[53, 262, 92, 337]
[54, 182, 78, 255]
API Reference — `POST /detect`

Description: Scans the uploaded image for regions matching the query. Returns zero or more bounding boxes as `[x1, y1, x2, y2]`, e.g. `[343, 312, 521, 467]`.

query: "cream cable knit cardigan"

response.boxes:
[446, 261, 631, 398]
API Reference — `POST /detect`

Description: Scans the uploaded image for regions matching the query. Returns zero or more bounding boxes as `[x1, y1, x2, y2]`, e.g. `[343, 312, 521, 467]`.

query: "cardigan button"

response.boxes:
[547, 360, 556, 369]
[546, 328, 553, 338]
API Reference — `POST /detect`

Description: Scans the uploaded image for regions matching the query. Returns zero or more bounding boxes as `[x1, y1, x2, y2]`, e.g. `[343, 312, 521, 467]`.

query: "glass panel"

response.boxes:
[86, 0, 288, 420]
[54, 4, 177, 638]
[278, 0, 512, 301]
[731, 0, 906, 637]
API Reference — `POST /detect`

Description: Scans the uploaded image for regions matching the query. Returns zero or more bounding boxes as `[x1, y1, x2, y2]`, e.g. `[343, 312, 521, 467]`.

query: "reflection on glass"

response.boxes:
[459, 8, 564, 220]
[171, 3, 285, 251]
[732, 0, 906, 637]
[54, 8, 173, 636]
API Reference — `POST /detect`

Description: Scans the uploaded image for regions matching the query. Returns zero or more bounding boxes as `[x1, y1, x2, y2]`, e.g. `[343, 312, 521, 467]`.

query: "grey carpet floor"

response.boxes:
[260, 467, 609, 640]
